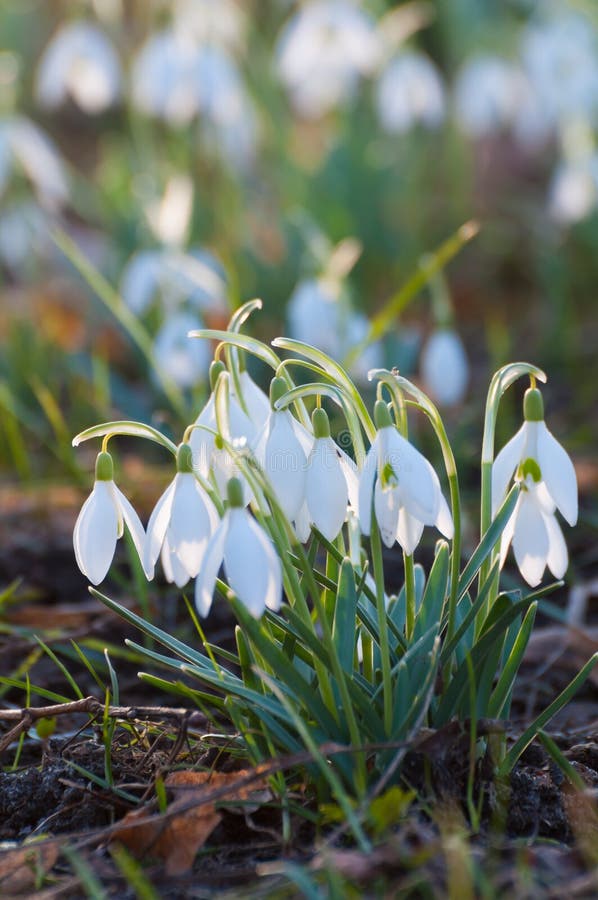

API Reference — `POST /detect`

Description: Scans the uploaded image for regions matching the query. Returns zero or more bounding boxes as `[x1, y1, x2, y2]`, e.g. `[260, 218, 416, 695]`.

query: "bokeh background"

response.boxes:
[1, 0, 598, 580]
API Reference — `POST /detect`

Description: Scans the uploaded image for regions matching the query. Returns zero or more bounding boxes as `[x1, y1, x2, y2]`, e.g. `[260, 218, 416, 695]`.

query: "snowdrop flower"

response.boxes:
[0, 116, 68, 210]
[0, 201, 49, 274]
[420, 328, 469, 407]
[131, 29, 200, 126]
[454, 56, 522, 138]
[359, 401, 453, 553]
[376, 51, 445, 134]
[173, 0, 247, 52]
[188, 362, 256, 496]
[195, 477, 282, 618]
[548, 157, 598, 225]
[144, 443, 219, 586]
[499, 476, 568, 587]
[254, 377, 312, 523]
[144, 174, 193, 247]
[35, 21, 122, 115]
[153, 311, 212, 389]
[275, 0, 380, 118]
[73, 451, 146, 585]
[492, 387, 577, 527]
[120, 247, 228, 318]
[304, 408, 358, 541]
[521, 14, 598, 127]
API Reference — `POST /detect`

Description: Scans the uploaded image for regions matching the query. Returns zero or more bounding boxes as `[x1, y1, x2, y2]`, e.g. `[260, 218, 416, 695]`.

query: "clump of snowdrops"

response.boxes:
[72, 300, 596, 838]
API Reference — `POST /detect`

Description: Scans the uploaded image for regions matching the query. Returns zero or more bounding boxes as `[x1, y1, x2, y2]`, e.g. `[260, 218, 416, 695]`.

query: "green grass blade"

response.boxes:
[488, 602, 537, 719]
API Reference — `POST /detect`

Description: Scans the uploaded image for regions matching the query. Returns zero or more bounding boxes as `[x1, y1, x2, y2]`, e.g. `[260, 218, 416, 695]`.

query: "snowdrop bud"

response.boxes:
[209, 359, 226, 389]
[269, 376, 288, 408]
[95, 450, 114, 481]
[312, 406, 330, 438]
[227, 476, 244, 508]
[373, 399, 393, 430]
[523, 387, 544, 422]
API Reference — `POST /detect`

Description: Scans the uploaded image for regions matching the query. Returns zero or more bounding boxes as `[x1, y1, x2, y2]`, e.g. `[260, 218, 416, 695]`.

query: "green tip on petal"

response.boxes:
[524, 387, 544, 422]
[374, 399, 393, 430]
[520, 457, 542, 483]
[269, 376, 287, 408]
[312, 407, 330, 438]
[176, 443, 194, 473]
[227, 477, 244, 508]
[209, 360, 227, 390]
[95, 451, 114, 482]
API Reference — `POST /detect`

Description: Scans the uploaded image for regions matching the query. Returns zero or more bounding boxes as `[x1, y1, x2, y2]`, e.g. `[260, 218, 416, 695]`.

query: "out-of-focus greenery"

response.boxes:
[2, 0, 598, 478]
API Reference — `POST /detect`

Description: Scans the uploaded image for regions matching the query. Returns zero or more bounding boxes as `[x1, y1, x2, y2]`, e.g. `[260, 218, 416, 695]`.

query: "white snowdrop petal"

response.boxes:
[396, 508, 425, 556]
[78, 482, 119, 584]
[161, 534, 190, 588]
[306, 438, 348, 541]
[492, 424, 527, 516]
[374, 480, 400, 548]
[544, 511, 568, 580]
[144, 479, 176, 575]
[224, 509, 282, 616]
[294, 502, 312, 543]
[338, 447, 359, 511]
[385, 428, 438, 524]
[512, 492, 549, 586]
[238, 371, 270, 430]
[290, 415, 315, 458]
[420, 329, 468, 406]
[262, 411, 307, 521]
[499, 504, 518, 571]
[73, 490, 96, 576]
[435, 491, 454, 539]
[113, 485, 148, 577]
[169, 473, 214, 577]
[358, 436, 379, 536]
[536, 422, 578, 526]
[194, 517, 228, 617]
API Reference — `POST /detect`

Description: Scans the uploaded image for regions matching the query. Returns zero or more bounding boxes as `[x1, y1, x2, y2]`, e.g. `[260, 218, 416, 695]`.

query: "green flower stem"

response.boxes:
[370, 517, 393, 737]
[404, 553, 416, 640]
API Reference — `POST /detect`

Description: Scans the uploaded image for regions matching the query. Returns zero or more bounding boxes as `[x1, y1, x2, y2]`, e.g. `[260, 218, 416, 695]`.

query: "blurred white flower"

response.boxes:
[173, 0, 246, 51]
[0, 201, 49, 273]
[420, 328, 469, 407]
[195, 478, 282, 618]
[548, 157, 598, 224]
[35, 21, 122, 114]
[500, 476, 568, 587]
[73, 451, 146, 585]
[153, 311, 212, 389]
[454, 56, 522, 138]
[0, 116, 68, 210]
[120, 247, 229, 317]
[521, 14, 598, 127]
[131, 30, 258, 169]
[304, 408, 357, 541]
[376, 51, 445, 134]
[144, 444, 220, 586]
[275, 0, 380, 118]
[287, 276, 383, 381]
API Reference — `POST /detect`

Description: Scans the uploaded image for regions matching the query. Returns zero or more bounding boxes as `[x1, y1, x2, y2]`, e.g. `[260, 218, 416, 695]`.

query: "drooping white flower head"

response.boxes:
[120, 247, 229, 318]
[521, 13, 598, 127]
[254, 377, 312, 524]
[152, 310, 212, 389]
[195, 477, 282, 618]
[144, 174, 194, 248]
[0, 201, 49, 274]
[275, 0, 380, 118]
[35, 21, 122, 115]
[304, 407, 358, 541]
[454, 55, 523, 139]
[500, 476, 568, 587]
[173, 0, 247, 52]
[376, 51, 445, 134]
[0, 116, 68, 210]
[492, 387, 578, 528]
[358, 400, 453, 553]
[131, 29, 201, 126]
[420, 328, 469, 407]
[548, 157, 598, 225]
[73, 451, 147, 585]
[144, 443, 220, 587]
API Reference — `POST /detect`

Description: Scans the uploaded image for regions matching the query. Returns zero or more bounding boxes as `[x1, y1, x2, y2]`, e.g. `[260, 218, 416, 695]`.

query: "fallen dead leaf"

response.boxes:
[0, 840, 59, 894]
[112, 768, 270, 876]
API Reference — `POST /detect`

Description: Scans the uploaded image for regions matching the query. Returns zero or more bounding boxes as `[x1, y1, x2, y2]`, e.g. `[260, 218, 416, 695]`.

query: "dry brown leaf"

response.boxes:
[0, 841, 59, 894]
[113, 768, 269, 876]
